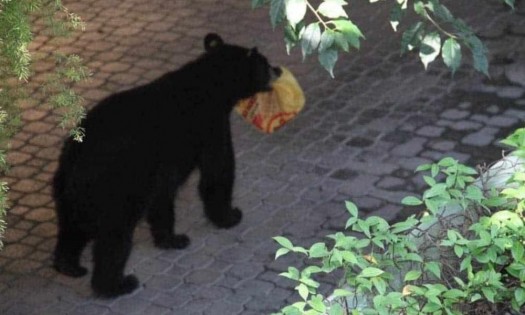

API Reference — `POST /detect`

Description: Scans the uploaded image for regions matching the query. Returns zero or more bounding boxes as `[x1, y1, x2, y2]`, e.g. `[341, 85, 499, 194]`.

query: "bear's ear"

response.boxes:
[247, 47, 258, 57]
[204, 33, 224, 52]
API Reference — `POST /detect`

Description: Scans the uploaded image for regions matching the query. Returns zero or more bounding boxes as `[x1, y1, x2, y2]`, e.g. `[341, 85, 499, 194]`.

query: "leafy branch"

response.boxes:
[252, 0, 515, 77]
[0, 0, 89, 248]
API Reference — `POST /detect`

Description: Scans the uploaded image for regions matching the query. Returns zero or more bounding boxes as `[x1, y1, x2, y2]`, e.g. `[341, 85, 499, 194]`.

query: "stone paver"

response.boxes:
[1, 0, 525, 314]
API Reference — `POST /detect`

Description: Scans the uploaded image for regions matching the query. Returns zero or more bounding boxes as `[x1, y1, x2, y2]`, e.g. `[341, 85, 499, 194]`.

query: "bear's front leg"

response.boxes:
[147, 169, 190, 249]
[198, 129, 242, 228]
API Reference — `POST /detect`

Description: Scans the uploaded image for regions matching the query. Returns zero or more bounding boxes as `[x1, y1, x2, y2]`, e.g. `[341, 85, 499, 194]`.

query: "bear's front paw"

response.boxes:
[93, 274, 139, 298]
[212, 207, 242, 229]
[154, 234, 190, 249]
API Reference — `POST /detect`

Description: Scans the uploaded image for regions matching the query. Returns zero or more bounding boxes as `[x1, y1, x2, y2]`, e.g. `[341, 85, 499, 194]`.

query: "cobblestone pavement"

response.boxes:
[1, 0, 525, 314]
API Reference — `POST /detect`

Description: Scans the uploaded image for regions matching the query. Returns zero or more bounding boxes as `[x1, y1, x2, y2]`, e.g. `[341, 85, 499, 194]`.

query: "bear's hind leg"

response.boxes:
[53, 227, 90, 277]
[147, 194, 189, 249]
[91, 229, 139, 298]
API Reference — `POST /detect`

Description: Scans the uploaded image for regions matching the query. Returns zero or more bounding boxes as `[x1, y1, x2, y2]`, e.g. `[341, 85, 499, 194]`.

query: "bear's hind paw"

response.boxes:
[53, 260, 88, 278]
[154, 234, 190, 249]
[211, 207, 243, 229]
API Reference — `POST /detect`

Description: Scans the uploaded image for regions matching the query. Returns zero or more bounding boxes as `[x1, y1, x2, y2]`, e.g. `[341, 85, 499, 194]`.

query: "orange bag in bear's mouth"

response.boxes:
[236, 67, 305, 133]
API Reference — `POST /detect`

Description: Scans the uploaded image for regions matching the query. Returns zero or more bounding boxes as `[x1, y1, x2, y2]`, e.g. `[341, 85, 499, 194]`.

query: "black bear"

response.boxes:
[52, 33, 281, 297]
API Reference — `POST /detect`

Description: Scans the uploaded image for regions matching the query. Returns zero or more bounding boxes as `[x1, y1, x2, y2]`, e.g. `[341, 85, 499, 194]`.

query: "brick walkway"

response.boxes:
[1, 0, 524, 314]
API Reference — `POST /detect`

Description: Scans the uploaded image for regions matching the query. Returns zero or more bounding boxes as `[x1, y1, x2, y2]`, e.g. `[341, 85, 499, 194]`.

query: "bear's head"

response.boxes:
[203, 33, 282, 100]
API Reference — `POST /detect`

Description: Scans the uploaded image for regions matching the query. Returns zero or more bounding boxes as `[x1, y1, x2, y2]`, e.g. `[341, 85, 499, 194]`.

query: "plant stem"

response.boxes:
[306, 1, 330, 30]
[424, 9, 458, 39]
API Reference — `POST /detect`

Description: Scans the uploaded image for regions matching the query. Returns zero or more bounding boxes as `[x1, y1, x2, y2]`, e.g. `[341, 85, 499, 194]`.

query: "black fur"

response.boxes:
[52, 33, 280, 298]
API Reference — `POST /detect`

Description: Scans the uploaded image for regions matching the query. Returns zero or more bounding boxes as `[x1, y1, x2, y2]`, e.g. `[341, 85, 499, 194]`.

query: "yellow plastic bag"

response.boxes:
[236, 67, 305, 133]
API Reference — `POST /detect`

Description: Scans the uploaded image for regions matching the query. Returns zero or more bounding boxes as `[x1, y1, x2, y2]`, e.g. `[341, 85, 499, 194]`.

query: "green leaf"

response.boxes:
[276, 248, 290, 259]
[318, 0, 348, 19]
[301, 23, 321, 59]
[466, 185, 483, 201]
[354, 238, 371, 249]
[319, 30, 336, 52]
[460, 256, 471, 272]
[454, 245, 464, 258]
[389, 3, 406, 31]
[357, 219, 371, 238]
[413, 1, 426, 16]
[372, 277, 387, 295]
[341, 251, 358, 264]
[422, 302, 441, 313]
[447, 230, 458, 242]
[431, 163, 440, 177]
[404, 253, 423, 263]
[285, 0, 307, 27]
[318, 49, 338, 78]
[423, 175, 436, 186]
[515, 288, 525, 307]
[331, 19, 364, 49]
[281, 305, 303, 315]
[425, 262, 441, 279]
[302, 266, 323, 278]
[333, 288, 353, 297]
[334, 32, 349, 52]
[442, 37, 462, 73]
[332, 20, 364, 37]
[292, 246, 309, 255]
[270, 0, 286, 28]
[330, 249, 344, 266]
[470, 293, 482, 302]
[328, 303, 344, 315]
[301, 277, 320, 288]
[297, 283, 309, 300]
[345, 201, 358, 217]
[512, 242, 525, 261]
[287, 267, 301, 279]
[392, 217, 418, 233]
[401, 21, 424, 53]
[419, 32, 441, 69]
[416, 164, 432, 172]
[479, 230, 492, 245]
[252, 0, 269, 8]
[308, 295, 327, 312]
[505, 0, 515, 9]
[274, 236, 294, 249]
[404, 270, 422, 281]
[443, 288, 466, 300]
[438, 157, 456, 167]
[465, 35, 489, 76]
[360, 267, 384, 278]
[481, 287, 496, 303]
[424, 198, 440, 214]
[458, 165, 478, 175]
[309, 242, 329, 258]
[402, 196, 423, 206]
[423, 183, 448, 199]
[284, 24, 299, 43]
[345, 216, 358, 229]
[431, 1, 454, 22]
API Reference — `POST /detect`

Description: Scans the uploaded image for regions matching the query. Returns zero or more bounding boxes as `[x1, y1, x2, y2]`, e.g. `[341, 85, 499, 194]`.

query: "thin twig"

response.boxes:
[306, 1, 330, 30]
[423, 8, 458, 39]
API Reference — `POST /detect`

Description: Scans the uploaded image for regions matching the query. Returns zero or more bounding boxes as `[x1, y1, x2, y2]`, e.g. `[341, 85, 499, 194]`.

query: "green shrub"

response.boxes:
[0, 0, 88, 248]
[272, 129, 525, 315]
